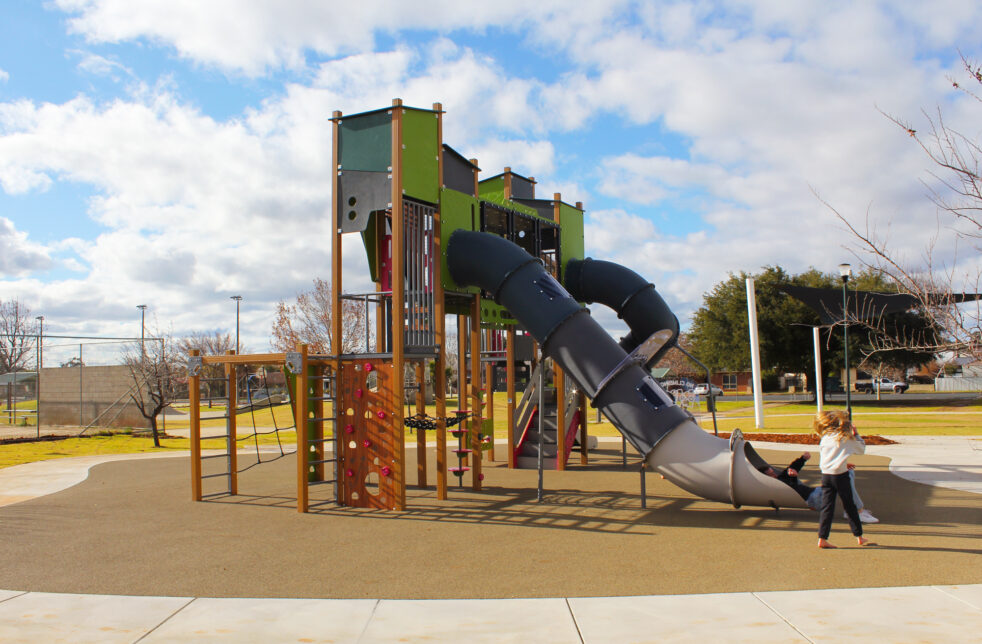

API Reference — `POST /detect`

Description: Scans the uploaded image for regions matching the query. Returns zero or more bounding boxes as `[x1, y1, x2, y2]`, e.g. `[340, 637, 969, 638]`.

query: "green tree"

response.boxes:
[689, 267, 938, 385]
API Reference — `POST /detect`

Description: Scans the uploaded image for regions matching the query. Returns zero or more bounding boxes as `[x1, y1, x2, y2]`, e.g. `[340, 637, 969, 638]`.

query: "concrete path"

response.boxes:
[0, 585, 980, 642]
[1, 436, 980, 641]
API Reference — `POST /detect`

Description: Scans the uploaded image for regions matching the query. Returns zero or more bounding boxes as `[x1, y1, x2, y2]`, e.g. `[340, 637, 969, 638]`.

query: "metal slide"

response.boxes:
[447, 231, 807, 509]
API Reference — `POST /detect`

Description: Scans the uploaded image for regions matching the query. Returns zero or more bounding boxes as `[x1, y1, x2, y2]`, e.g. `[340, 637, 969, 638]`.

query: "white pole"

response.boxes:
[813, 327, 823, 414]
[746, 278, 764, 428]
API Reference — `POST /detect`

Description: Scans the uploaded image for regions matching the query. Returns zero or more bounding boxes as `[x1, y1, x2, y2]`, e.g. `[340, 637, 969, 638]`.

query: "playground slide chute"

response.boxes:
[447, 230, 807, 509]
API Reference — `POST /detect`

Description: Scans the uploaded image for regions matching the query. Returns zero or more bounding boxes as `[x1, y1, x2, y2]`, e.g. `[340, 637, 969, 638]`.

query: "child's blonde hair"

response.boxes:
[813, 410, 853, 441]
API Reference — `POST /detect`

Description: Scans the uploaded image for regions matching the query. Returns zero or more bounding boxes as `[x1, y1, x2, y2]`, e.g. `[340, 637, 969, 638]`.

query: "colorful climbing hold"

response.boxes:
[355, 388, 363, 398]
[345, 469, 355, 477]
[364, 363, 374, 372]
[381, 466, 391, 477]
[362, 439, 371, 448]
[376, 410, 386, 419]
[344, 424, 355, 434]
[479, 473, 485, 482]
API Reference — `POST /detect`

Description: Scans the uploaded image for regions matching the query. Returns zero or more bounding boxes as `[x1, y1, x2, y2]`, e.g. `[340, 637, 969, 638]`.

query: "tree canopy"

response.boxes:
[688, 266, 938, 380]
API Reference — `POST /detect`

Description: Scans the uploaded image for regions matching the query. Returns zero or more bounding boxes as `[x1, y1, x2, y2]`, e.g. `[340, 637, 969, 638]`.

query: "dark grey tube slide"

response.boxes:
[447, 230, 807, 509]
[564, 257, 679, 365]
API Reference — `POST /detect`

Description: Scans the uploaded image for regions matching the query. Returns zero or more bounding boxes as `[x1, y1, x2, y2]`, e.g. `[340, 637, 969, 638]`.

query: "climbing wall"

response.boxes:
[337, 358, 402, 509]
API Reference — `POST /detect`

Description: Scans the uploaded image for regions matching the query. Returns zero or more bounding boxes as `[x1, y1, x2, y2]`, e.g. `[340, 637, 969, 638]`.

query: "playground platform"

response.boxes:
[0, 436, 980, 641]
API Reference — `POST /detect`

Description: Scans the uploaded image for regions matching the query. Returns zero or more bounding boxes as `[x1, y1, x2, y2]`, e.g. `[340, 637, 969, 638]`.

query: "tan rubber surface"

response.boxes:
[0, 446, 979, 599]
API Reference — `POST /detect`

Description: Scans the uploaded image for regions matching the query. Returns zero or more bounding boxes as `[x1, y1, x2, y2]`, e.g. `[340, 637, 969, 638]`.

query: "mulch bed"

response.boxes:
[716, 432, 898, 446]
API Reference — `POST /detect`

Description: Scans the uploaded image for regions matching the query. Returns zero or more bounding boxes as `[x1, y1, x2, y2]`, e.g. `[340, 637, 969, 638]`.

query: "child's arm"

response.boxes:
[850, 424, 866, 455]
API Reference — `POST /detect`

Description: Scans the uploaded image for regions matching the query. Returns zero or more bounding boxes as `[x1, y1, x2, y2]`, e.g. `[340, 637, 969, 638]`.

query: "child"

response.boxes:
[814, 410, 874, 548]
[760, 452, 878, 523]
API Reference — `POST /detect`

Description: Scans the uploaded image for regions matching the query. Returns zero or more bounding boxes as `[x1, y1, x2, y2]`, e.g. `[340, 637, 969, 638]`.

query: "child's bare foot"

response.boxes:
[801, 452, 811, 461]
[857, 537, 876, 546]
[818, 538, 836, 549]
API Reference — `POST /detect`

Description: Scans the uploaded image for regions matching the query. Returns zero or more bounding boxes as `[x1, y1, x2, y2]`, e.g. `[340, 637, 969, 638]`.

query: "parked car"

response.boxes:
[854, 377, 908, 394]
[693, 383, 723, 396]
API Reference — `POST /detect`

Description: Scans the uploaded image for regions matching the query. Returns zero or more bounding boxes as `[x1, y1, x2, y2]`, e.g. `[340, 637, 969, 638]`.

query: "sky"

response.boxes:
[1, 0, 981, 361]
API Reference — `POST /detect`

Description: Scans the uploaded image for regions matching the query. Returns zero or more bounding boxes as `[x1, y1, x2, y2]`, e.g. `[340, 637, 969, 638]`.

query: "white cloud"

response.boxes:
[0, 68, 8, 83]
[0, 217, 51, 276]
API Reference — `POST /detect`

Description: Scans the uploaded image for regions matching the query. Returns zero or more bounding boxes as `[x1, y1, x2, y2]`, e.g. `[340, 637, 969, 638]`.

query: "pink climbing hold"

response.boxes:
[362, 439, 371, 448]
[381, 466, 391, 477]
[355, 388, 363, 398]
[345, 424, 355, 434]
[376, 410, 386, 419]
[479, 473, 485, 482]
[364, 363, 373, 372]
[346, 469, 355, 477]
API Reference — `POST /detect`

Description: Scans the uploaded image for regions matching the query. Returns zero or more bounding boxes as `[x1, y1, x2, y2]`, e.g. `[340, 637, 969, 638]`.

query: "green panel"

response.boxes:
[478, 176, 505, 196]
[559, 202, 584, 274]
[439, 188, 479, 293]
[402, 109, 440, 204]
[339, 111, 391, 172]
[361, 212, 379, 282]
[481, 299, 516, 327]
[480, 191, 539, 218]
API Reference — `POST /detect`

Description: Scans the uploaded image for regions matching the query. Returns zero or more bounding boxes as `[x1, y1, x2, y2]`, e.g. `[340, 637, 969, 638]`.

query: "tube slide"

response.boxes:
[447, 230, 807, 509]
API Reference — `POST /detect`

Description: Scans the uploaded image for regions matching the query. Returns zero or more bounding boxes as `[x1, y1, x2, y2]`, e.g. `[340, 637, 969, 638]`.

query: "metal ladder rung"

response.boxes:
[308, 498, 336, 508]
[200, 435, 230, 441]
[307, 479, 336, 487]
[200, 453, 228, 461]
[309, 396, 333, 401]
[306, 458, 336, 466]
[201, 472, 230, 480]
[308, 417, 335, 423]
[200, 491, 229, 499]
[307, 437, 334, 445]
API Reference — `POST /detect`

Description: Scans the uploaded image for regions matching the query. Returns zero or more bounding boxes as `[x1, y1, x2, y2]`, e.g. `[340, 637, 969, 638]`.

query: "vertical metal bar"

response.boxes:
[536, 348, 544, 502]
[640, 461, 647, 509]
[226, 351, 237, 495]
[189, 349, 202, 501]
[469, 295, 482, 491]
[296, 343, 309, 512]
[622, 436, 627, 469]
[506, 327, 516, 468]
[79, 344, 83, 427]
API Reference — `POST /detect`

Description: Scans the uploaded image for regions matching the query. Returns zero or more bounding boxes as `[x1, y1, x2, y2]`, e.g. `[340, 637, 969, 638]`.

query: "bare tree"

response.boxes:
[174, 331, 237, 405]
[125, 332, 177, 447]
[826, 53, 982, 361]
[270, 278, 367, 354]
[0, 299, 37, 374]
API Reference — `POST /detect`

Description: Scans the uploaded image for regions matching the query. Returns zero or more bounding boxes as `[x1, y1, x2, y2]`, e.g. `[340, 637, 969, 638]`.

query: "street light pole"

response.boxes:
[838, 263, 852, 420]
[35, 315, 43, 437]
[230, 296, 242, 354]
[137, 305, 148, 362]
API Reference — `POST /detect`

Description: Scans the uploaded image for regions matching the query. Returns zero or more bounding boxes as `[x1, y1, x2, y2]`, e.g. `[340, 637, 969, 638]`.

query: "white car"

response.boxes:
[693, 383, 723, 396]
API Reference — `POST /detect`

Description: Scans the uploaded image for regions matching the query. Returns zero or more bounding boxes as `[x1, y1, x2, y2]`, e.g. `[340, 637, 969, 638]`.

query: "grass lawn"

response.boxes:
[1, 393, 979, 470]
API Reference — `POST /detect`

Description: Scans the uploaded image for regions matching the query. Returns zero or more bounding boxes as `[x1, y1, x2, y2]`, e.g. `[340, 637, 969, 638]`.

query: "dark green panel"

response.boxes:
[339, 111, 391, 172]
[439, 188, 479, 293]
[402, 109, 439, 204]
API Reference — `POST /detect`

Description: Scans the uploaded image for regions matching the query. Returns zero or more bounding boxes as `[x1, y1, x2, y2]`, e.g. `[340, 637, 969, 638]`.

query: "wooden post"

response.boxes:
[503, 166, 512, 199]
[189, 349, 202, 501]
[312, 363, 325, 481]
[470, 296, 483, 490]
[485, 357, 495, 462]
[390, 98, 407, 511]
[579, 391, 588, 465]
[552, 193, 566, 471]
[415, 361, 426, 488]
[555, 365, 566, 472]
[225, 350, 238, 495]
[295, 343, 309, 512]
[506, 327, 516, 468]
[433, 103, 448, 500]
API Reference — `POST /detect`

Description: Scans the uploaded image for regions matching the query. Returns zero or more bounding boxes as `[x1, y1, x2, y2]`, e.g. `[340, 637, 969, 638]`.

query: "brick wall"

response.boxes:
[38, 365, 150, 428]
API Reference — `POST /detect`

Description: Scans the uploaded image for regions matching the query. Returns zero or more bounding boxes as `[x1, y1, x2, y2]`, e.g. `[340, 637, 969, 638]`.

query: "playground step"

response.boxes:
[522, 430, 558, 446]
[519, 442, 558, 458]
[516, 455, 558, 469]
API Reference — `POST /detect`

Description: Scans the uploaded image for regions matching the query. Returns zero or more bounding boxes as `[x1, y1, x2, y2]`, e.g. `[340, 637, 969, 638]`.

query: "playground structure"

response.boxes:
[188, 99, 811, 513]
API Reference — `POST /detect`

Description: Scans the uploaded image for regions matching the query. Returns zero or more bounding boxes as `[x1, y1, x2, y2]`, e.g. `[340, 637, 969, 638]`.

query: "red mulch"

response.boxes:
[716, 432, 898, 446]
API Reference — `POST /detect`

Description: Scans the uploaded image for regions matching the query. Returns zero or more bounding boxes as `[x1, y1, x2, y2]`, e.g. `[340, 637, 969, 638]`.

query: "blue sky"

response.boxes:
[1, 1, 980, 357]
